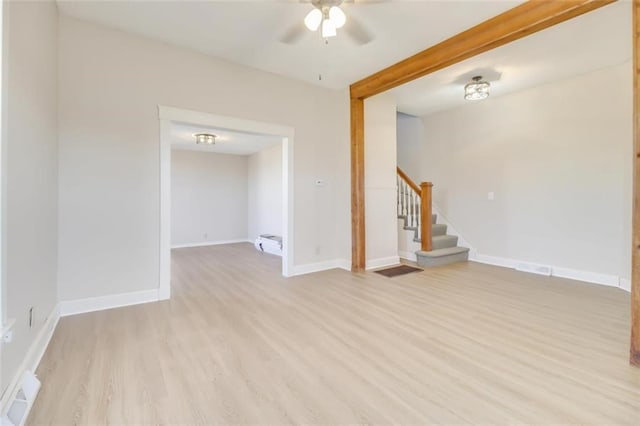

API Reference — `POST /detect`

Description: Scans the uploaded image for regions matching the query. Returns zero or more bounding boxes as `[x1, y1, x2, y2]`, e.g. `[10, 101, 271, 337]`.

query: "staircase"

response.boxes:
[397, 212, 469, 267]
[397, 167, 469, 267]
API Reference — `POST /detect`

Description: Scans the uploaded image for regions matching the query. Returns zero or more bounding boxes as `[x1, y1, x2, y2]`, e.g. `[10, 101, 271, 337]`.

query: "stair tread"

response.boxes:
[416, 246, 470, 258]
[415, 233, 457, 242]
[433, 235, 456, 241]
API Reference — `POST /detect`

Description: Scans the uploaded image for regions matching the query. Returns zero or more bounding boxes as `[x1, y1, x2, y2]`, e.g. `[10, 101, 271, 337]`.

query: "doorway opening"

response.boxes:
[158, 106, 294, 300]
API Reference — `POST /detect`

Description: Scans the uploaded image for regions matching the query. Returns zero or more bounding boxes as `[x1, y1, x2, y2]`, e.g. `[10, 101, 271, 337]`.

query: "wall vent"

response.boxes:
[515, 262, 552, 276]
[1, 371, 41, 426]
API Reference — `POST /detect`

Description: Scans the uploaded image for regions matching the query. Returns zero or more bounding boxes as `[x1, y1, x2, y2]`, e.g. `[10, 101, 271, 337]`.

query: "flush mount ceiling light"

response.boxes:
[304, 0, 347, 39]
[194, 133, 217, 145]
[464, 76, 490, 101]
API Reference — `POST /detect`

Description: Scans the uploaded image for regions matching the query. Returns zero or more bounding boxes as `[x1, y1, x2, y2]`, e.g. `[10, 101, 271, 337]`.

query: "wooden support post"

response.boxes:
[631, 0, 640, 367]
[420, 182, 433, 252]
[351, 97, 365, 272]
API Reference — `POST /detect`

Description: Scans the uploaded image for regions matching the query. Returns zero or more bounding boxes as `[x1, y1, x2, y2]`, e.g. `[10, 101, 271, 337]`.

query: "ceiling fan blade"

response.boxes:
[344, 15, 374, 45]
[279, 23, 307, 44]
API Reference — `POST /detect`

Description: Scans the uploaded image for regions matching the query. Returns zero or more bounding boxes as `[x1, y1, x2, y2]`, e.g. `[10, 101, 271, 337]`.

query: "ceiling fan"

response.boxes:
[304, 0, 347, 38]
[280, 0, 378, 45]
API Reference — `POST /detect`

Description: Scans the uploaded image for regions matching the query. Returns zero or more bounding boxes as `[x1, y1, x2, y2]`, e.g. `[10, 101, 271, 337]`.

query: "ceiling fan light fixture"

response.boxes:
[464, 76, 490, 101]
[304, 8, 323, 31]
[194, 133, 217, 145]
[329, 6, 346, 29]
[321, 18, 337, 38]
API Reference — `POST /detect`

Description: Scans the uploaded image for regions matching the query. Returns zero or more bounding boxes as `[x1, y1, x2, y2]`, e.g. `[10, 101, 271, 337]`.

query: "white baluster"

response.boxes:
[404, 182, 409, 217]
[408, 190, 412, 226]
[400, 181, 405, 217]
[410, 191, 415, 227]
[416, 194, 421, 231]
[397, 175, 400, 216]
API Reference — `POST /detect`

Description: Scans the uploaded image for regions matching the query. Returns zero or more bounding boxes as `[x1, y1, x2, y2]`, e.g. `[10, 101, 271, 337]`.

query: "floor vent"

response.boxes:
[1, 371, 41, 426]
[515, 262, 552, 276]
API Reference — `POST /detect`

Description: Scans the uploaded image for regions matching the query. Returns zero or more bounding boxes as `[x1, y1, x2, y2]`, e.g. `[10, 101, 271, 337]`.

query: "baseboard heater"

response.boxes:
[254, 234, 283, 257]
[1, 372, 41, 426]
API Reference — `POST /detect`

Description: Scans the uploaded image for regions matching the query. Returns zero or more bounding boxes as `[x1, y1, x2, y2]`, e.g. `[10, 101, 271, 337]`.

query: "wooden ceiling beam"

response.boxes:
[350, 0, 616, 100]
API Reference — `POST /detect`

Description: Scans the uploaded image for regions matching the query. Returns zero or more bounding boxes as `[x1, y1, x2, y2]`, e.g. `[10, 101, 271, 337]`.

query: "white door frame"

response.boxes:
[158, 105, 295, 300]
[0, 0, 5, 390]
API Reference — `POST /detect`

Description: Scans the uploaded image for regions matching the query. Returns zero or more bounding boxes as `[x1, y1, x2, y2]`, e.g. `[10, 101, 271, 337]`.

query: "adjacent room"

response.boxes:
[1, 0, 639, 424]
[169, 122, 286, 273]
[390, 1, 631, 287]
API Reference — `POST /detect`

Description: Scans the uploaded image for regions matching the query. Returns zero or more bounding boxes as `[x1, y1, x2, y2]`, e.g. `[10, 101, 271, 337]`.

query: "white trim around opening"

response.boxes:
[158, 105, 295, 300]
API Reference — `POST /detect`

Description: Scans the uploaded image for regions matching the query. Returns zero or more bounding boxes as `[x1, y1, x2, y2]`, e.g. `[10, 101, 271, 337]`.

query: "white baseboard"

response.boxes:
[60, 289, 160, 317]
[366, 256, 401, 270]
[398, 250, 417, 262]
[472, 253, 630, 292]
[291, 259, 350, 276]
[552, 266, 620, 288]
[158, 285, 171, 301]
[620, 278, 632, 292]
[171, 239, 250, 249]
[472, 253, 519, 269]
[335, 259, 351, 271]
[1, 304, 60, 416]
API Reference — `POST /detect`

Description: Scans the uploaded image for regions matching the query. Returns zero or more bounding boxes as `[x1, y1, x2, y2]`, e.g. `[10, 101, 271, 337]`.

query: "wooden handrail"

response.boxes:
[420, 182, 433, 252]
[396, 167, 433, 252]
[396, 167, 420, 193]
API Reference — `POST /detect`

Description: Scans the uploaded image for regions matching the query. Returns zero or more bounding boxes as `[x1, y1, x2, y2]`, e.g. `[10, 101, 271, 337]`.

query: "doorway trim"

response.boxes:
[158, 105, 295, 300]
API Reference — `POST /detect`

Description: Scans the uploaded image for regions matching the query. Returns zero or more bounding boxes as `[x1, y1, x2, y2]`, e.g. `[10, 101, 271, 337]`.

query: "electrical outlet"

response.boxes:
[203, 233, 208, 240]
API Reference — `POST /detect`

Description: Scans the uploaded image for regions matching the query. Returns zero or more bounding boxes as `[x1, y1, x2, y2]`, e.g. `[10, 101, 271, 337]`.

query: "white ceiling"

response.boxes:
[56, 0, 523, 90]
[392, 1, 632, 116]
[171, 122, 282, 155]
[56, 1, 631, 117]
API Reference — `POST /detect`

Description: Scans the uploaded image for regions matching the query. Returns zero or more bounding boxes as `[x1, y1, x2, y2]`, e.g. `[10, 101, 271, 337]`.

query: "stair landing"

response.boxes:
[416, 246, 470, 268]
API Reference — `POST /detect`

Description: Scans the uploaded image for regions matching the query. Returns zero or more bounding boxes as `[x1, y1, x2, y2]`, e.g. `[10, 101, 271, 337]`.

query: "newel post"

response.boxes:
[420, 182, 433, 252]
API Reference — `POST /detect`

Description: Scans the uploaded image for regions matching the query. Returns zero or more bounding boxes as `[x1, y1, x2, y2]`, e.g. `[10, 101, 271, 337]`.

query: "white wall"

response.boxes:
[57, 16, 350, 301]
[407, 62, 632, 282]
[396, 112, 424, 181]
[1, 0, 58, 396]
[171, 150, 248, 247]
[364, 92, 399, 268]
[248, 143, 282, 241]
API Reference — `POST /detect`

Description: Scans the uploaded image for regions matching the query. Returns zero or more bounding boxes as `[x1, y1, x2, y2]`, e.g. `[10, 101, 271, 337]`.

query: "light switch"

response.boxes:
[488, 192, 495, 201]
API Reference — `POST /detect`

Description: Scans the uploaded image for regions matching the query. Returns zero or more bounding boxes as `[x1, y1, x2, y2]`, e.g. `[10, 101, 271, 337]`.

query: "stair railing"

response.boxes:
[397, 167, 433, 252]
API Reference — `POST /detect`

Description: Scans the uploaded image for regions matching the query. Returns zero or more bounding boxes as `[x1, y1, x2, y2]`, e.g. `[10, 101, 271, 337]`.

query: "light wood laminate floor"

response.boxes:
[30, 243, 640, 424]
